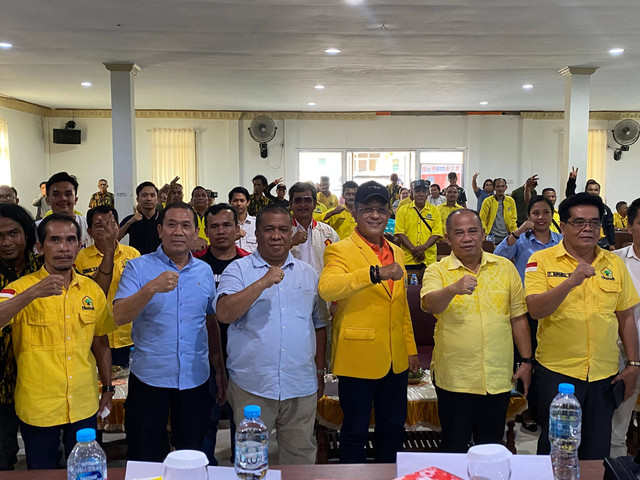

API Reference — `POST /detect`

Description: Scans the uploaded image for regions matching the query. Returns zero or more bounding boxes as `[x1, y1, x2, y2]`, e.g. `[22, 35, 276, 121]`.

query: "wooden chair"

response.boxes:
[615, 231, 633, 250]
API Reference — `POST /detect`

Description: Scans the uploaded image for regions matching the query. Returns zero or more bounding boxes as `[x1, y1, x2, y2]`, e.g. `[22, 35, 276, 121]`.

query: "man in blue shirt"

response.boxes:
[113, 202, 220, 462]
[216, 205, 327, 465]
[494, 194, 562, 430]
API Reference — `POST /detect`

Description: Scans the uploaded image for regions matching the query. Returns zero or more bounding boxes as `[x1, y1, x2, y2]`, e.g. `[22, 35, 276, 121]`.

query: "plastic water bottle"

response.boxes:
[128, 346, 134, 369]
[67, 428, 107, 480]
[549, 383, 581, 480]
[235, 405, 268, 480]
[410, 274, 418, 285]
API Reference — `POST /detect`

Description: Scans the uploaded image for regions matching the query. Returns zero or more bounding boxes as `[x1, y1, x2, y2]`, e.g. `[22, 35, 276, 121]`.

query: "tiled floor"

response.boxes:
[13, 420, 542, 470]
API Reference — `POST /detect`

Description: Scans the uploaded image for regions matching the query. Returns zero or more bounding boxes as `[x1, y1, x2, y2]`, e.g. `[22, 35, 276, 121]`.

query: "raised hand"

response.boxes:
[569, 167, 578, 180]
[525, 175, 539, 190]
[149, 271, 179, 294]
[378, 262, 404, 281]
[291, 230, 308, 246]
[518, 220, 534, 235]
[262, 266, 285, 288]
[569, 262, 595, 288]
[451, 274, 478, 296]
[473, 172, 479, 181]
[30, 275, 65, 298]
[273, 177, 283, 185]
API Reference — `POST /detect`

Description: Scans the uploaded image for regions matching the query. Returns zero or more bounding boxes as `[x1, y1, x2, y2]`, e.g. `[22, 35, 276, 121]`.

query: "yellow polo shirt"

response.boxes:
[614, 212, 628, 230]
[525, 242, 640, 381]
[195, 212, 210, 244]
[324, 208, 357, 240]
[0, 268, 116, 427]
[75, 243, 141, 349]
[421, 253, 527, 394]
[312, 202, 328, 222]
[394, 201, 443, 266]
[317, 192, 339, 209]
[397, 197, 411, 210]
[438, 203, 463, 234]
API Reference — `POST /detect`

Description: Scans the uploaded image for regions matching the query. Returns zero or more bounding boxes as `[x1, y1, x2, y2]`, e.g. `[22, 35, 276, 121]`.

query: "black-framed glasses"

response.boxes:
[357, 206, 389, 215]
[292, 196, 314, 204]
[566, 219, 601, 230]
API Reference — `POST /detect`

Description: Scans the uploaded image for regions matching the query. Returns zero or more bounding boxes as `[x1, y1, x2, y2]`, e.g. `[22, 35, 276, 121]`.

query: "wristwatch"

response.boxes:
[102, 385, 116, 394]
[520, 357, 533, 364]
[627, 360, 640, 368]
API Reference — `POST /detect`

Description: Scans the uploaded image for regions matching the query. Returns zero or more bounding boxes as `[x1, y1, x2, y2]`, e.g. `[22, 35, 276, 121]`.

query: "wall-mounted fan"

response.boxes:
[248, 116, 277, 158]
[612, 119, 640, 161]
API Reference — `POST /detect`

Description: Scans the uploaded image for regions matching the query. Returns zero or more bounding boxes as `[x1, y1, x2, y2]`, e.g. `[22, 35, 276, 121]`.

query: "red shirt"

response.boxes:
[356, 229, 395, 292]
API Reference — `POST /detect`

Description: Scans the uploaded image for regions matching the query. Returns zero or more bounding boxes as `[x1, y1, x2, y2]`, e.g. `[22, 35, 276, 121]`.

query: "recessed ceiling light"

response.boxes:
[0, 42, 13, 49]
[80, 82, 92, 87]
[522, 84, 534, 90]
[314, 85, 325, 90]
[324, 48, 341, 55]
[479, 101, 488, 105]
[609, 48, 624, 56]
[307, 102, 317, 106]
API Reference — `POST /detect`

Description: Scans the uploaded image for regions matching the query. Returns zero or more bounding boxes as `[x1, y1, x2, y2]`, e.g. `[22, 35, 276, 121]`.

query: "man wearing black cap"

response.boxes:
[319, 181, 420, 464]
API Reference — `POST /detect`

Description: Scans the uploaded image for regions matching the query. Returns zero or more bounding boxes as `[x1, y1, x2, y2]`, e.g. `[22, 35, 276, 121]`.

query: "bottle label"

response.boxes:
[237, 442, 268, 470]
[75, 471, 104, 480]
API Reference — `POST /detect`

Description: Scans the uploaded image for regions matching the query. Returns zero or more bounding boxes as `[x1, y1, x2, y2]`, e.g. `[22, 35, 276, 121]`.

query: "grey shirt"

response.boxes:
[490, 199, 509, 242]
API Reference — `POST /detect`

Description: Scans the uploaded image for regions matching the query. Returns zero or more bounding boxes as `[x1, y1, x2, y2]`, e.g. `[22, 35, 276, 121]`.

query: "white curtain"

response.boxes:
[587, 129, 607, 201]
[0, 119, 11, 185]
[150, 128, 197, 197]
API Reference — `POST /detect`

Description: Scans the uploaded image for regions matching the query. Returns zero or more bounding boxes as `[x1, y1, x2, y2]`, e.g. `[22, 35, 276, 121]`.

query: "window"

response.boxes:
[418, 150, 465, 189]
[150, 128, 197, 196]
[347, 151, 414, 188]
[0, 119, 11, 185]
[298, 151, 344, 198]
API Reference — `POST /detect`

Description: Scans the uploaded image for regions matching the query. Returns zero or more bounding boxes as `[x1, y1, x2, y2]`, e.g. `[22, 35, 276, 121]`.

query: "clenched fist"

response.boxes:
[262, 266, 285, 288]
[149, 271, 179, 294]
[378, 263, 404, 281]
[291, 230, 308, 246]
[30, 275, 65, 298]
[451, 274, 478, 296]
[569, 263, 595, 288]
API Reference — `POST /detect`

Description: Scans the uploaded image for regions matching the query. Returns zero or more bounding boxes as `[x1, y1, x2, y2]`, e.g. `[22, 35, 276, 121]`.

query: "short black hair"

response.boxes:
[445, 208, 482, 234]
[158, 202, 198, 228]
[431, 183, 441, 191]
[37, 213, 81, 244]
[558, 192, 605, 223]
[627, 198, 640, 226]
[288, 182, 317, 203]
[320, 176, 330, 182]
[444, 184, 458, 194]
[0, 203, 37, 252]
[191, 186, 207, 197]
[87, 205, 119, 228]
[493, 178, 507, 186]
[39, 181, 47, 188]
[342, 181, 358, 193]
[616, 201, 628, 212]
[541, 187, 556, 196]
[205, 203, 238, 225]
[585, 179, 600, 190]
[256, 204, 292, 231]
[482, 179, 493, 189]
[0, 186, 18, 197]
[527, 195, 554, 216]
[228, 186, 250, 203]
[136, 181, 158, 197]
[252, 175, 268, 187]
[46, 172, 78, 196]
[448, 172, 457, 179]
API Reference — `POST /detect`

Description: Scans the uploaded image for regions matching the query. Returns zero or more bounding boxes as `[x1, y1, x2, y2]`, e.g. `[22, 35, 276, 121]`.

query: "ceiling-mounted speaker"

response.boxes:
[53, 129, 81, 145]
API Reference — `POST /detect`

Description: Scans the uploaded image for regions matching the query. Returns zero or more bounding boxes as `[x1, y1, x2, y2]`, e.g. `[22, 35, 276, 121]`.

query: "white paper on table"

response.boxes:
[396, 452, 553, 480]
[124, 460, 282, 479]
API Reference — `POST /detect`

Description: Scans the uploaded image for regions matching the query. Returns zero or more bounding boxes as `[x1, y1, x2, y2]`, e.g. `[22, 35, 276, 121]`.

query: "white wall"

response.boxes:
[1, 107, 47, 216]
[3, 110, 639, 217]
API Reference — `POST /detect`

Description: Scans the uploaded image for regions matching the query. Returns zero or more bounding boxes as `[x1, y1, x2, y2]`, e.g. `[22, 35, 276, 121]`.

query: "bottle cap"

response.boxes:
[467, 443, 512, 464]
[76, 428, 96, 443]
[244, 405, 261, 419]
[163, 450, 208, 470]
[558, 383, 575, 394]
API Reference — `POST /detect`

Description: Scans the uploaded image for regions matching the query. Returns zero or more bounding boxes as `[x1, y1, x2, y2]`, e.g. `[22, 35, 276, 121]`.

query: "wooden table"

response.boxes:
[0, 460, 606, 479]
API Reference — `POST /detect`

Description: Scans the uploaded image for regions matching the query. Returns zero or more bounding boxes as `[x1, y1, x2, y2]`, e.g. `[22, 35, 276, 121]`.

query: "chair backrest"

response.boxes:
[615, 232, 633, 250]
[406, 285, 436, 347]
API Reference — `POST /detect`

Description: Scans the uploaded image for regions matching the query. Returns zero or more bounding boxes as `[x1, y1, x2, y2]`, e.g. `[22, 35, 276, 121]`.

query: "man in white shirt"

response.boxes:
[228, 186, 256, 253]
[36, 172, 92, 249]
[611, 197, 640, 457]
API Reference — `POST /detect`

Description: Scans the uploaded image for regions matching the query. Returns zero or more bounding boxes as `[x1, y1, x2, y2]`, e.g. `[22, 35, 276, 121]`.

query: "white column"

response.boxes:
[104, 63, 140, 216]
[559, 66, 598, 190]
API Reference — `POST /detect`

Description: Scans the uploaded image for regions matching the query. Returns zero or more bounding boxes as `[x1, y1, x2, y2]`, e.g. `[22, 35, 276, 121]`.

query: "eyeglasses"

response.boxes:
[566, 219, 601, 230]
[292, 196, 314, 204]
[357, 207, 389, 215]
[0, 195, 15, 201]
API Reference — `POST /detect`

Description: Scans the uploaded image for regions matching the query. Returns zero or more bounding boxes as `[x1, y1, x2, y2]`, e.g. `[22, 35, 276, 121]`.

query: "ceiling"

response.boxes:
[2, 0, 640, 112]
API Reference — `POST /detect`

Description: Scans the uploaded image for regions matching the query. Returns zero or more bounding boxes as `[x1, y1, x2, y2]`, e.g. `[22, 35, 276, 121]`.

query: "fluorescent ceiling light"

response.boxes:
[314, 85, 325, 90]
[307, 102, 317, 106]
[609, 48, 624, 56]
[80, 82, 92, 87]
[0, 42, 13, 49]
[324, 48, 341, 55]
[522, 84, 534, 90]
[479, 101, 488, 105]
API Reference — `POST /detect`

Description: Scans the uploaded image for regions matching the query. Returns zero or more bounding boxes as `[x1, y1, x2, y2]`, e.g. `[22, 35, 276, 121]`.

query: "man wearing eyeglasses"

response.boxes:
[525, 193, 640, 460]
[0, 186, 18, 205]
[319, 181, 419, 464]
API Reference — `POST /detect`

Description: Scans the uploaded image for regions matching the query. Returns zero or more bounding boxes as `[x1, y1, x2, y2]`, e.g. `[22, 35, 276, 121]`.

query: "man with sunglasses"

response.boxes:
[525, 193, 640, 460]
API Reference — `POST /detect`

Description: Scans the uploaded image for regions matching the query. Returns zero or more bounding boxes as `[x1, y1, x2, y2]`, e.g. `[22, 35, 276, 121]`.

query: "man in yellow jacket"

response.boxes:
[479, 178, 517, 243]
[319, 181, 419, 464]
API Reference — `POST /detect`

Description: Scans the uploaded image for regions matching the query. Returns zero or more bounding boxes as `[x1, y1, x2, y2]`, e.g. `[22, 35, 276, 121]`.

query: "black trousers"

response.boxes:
[125, 373, 210, 462]
[434, 382, 510, 453]
[536, 364, 616, 460]
[338, 368, 408, 464]
[19, 415, 96, 470]
[0, 404, 18, 470]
